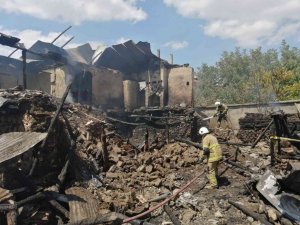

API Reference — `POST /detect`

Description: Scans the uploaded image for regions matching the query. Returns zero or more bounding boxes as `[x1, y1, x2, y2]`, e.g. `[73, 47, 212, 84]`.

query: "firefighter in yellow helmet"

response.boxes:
[199, 127, 223, 189]
[214, 101, 228, 128]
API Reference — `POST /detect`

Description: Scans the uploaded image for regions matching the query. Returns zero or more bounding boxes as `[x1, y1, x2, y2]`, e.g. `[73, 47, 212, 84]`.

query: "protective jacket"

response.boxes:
[216, 104, 228, 115]
[202, 134, 222, 162]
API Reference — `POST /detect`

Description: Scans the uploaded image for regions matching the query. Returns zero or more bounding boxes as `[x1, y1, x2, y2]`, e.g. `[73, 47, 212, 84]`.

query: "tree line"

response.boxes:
[194, 40, 300, 106]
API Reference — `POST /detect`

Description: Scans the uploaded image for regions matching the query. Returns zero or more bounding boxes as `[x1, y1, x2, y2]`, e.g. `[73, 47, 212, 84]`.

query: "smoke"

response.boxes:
[65, 69, 75, 103]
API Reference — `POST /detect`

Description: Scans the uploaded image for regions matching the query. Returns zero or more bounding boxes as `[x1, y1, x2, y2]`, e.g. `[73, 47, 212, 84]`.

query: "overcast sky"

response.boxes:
[1, 0, 300, 68]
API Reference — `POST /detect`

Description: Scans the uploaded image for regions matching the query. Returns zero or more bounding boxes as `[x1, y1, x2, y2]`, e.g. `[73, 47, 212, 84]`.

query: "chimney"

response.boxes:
[157, 49, 160, 58]
[170, 53, 173, 64]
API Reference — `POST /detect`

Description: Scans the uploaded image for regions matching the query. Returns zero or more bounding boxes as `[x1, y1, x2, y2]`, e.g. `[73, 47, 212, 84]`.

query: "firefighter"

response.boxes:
[199, 127, 223, 189]
[214, 101, 228, 128]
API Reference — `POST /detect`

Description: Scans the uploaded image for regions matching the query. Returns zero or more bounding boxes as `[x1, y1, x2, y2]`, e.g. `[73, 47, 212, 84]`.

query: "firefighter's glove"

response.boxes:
[203, 147, 209, 156]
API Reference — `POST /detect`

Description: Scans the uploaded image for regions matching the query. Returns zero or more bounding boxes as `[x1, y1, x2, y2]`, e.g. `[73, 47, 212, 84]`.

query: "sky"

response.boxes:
[1, 0, 300, 69]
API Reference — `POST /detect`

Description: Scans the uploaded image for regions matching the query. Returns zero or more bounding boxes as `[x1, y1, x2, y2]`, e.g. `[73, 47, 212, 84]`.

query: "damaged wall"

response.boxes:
[0, 74, 19, 89]
[167, 66, 194, 107]
[27, 66, 67, 98]
[0, 56, 22, 89]
[26, 64, 124, 109]
[92, 67, 124, 109]
[199, 100, 300, 129]
[123, 80, 139, 111]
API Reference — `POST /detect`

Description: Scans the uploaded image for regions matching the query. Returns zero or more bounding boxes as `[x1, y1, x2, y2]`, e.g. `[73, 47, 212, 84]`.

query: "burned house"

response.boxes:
[0, 38, 300, 225]
[0, 37, 194, 111]
[93, 40, 194, 110]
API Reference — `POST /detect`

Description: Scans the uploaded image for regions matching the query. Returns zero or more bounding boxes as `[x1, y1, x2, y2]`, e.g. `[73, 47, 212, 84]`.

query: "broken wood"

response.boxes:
[270, 139, 275, 166]
[164, 205, 181, 225]
[17, 190, 69, 219]
[175, 138, 202, 149]
[219, 141, 251, 147]
[226, 160, 257, 174]
[0, 204, 16, 211]
[228, 200, 273, 225]
[64, 212, 122, 225]
[106, 116, 145, 126]
[29, 82, 72, 176]
[251, 120, 273, 148]
[0, 188, 12, 203]
[144, 128, 149, 151]
[234, 147, 240, 161]
[101, 127, 109, 171]
[129, 114, 184, 119]
[166, 118, 170, 144]
[114, 213, 154, 225]
[48, 199, 69, 219]
[61, 112, 77, 140]
[6, 208, 17, 225]
[10, 187, 28, 195]
[17, 192, 45, 207]
[147, 192, 171, 203]
[57, 159, 70, 190]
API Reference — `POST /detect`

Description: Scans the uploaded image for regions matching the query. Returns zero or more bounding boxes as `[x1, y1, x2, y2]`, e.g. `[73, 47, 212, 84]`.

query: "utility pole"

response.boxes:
[22, 50, 27, 89]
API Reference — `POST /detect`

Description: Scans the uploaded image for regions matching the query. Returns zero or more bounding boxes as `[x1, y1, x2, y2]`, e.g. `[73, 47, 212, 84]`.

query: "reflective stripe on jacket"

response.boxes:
[202, 134, 222, 162]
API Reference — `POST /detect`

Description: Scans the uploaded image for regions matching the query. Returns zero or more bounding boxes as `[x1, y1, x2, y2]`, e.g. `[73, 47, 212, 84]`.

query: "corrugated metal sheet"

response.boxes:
[0, 97, 8, 108]
[257, 170, 300, 222]
[0, 132, 47, 164]
[65, 187, 99, 222]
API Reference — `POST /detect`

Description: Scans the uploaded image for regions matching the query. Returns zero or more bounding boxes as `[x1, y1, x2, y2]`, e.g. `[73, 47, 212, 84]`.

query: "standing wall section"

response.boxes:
[92, 68, 124, 109]
[167, 67, 193, 107]
[123, 80, 139, 111]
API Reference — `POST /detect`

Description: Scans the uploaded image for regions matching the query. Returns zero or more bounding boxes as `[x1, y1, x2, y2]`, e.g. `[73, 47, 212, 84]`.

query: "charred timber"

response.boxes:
[57, 159, 70, 190]
[0, 204, 16, 211]
[174, 138, 202, 149]
[219, 141, 252, 147]
[61, 112, 77, 141]
[229, 200, 273, 225]
[164, 205, 181, 225]
[64, 213, 122, 225]
[48, 199, 69, 219]
[29, 82, 72, 176]
[106, 116, 145, 126]
[129, 114, 185, 119]
[251, 120, 273, 148]
[226, 160, 257, 174]
[101, 127, 109, 172]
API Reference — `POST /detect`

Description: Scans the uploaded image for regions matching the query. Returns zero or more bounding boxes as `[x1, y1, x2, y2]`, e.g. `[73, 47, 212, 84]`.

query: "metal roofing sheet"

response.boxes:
[0, 132, 47, 164]
[0, 97, 8, 108]
[66, 187, 99, 222]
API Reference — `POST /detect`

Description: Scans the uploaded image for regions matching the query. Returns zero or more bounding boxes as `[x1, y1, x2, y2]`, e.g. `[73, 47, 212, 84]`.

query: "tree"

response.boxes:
[194, 42, 300, 106]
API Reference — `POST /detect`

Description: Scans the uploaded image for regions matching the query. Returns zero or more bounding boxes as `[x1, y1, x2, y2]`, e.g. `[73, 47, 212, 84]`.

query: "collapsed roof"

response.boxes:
[0, 39, 174, 82]
[0, 56, 22, 76]
[92, 40, 165, 80]
[66, 43, 94, 64]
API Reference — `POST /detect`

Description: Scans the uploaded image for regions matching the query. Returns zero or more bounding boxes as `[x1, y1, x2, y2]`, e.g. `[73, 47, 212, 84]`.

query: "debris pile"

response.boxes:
[0, 88, 300, 225]
[237, 113, 272, 143]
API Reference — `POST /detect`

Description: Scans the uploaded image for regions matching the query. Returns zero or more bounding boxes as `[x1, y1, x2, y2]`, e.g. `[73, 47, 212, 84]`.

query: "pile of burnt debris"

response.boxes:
[0, 87, 300, 225]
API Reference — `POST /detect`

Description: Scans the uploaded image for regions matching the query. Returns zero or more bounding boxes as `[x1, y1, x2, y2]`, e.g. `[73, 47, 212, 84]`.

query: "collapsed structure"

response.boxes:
[0, 33, 300, 225]
[0, 36, 194, 111]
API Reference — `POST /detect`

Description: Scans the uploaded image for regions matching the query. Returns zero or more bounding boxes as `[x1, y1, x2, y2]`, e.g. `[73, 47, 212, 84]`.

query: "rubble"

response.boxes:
[0, 88, 299, 225]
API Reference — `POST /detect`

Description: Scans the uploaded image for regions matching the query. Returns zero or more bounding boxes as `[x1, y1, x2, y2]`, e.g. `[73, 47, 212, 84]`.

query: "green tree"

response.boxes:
[194, 41, 300, 106]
